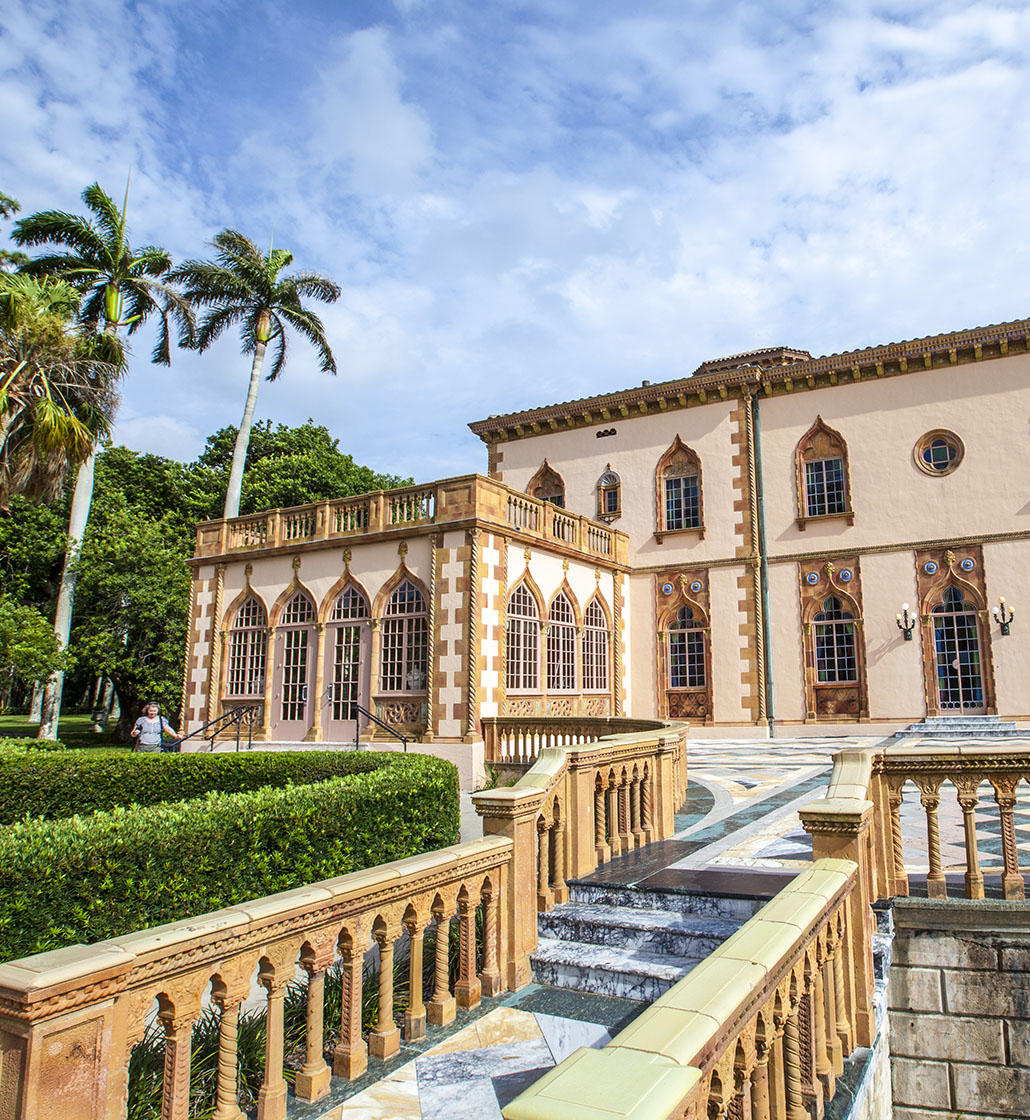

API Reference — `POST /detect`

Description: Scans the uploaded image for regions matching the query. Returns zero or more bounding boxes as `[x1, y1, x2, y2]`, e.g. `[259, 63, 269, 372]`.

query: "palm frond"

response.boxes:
[277, 305, 337, 374]
[12, 211, 105, 260]
[81, 182, 126, 260]
[287, 272, 341, 304]
[193, 304, 249, 352]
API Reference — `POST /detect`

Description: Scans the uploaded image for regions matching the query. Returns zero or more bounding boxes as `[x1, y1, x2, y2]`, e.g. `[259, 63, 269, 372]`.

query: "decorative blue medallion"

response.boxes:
[960, 557, 975, 572]
[661, 582, 675, 595]
[839, 569, 853, 582]
[690, 580, 703, 594]
[924, 560, 939, 575]
[806, 572, 819, 585]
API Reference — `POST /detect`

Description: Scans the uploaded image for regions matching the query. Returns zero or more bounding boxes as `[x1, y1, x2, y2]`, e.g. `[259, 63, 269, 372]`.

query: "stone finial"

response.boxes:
[523, 548, 532, 563]
[562, 559, 570, 573]
[343, 547, 352, 570]
[244, 562, 253, 579]
[292, 555, 301, 572]
[944, 549, 956, 568]
[594, 568, 601, 583]
[398, 541, 409, 558]
[823, 561, 835, 580]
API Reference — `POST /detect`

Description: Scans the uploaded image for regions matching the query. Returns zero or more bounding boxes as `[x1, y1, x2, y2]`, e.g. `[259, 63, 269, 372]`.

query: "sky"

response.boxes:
[2, 0, 1029, 483]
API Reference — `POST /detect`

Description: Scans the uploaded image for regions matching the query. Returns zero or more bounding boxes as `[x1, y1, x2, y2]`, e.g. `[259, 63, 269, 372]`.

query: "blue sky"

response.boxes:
[2, 0, 1029, 482]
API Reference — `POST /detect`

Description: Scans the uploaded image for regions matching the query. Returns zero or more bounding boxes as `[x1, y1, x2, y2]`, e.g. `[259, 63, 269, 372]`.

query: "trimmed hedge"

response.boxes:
[0, 737, 65, 760]
[0, 752, 459, 963]
[0, 748, 406, 823]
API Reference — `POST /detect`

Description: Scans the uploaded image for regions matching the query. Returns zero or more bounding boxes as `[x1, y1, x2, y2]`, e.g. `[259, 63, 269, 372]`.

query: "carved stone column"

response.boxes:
[295, 941, 334, 1102]
[991, 775, 1026, 900]
[256, 958, 291, 1120]
[304, 622, 327, 742]
[955, 777, 985, 899]
[480, 885, 504, 997]
[404, 918, 429, 1041]
[427, 908, 456, 1026]
[333, 931, 368, 1079]
[369, 926, 401, 1059]
[159, 994, 202, 1120]
[455, 892, 482, 1009]
[211, 975, 249, 1120]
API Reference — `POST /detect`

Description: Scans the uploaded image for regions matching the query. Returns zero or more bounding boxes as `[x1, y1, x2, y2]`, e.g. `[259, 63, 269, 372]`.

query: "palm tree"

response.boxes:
[0, 192, 28, 272]
[11, 180, 192, 739]
[171, 230, 340, 518]
[0, 273, 121, 504]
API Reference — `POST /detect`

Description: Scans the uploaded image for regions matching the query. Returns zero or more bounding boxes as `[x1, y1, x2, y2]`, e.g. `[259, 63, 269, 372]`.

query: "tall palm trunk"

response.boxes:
[37, 318, 118, 740]
[222, 333, 268, 520]
[37, 449, 95, 739]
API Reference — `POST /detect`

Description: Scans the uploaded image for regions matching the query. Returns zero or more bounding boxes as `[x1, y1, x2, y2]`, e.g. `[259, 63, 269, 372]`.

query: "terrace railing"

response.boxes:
[482, 715, 668, 768]
[0, 721, 685, 1120]
[194, 475, 624, 564]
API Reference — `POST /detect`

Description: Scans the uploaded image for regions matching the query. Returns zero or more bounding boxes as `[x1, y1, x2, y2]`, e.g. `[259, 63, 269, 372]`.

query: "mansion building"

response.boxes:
[182, 317, 1030, 784]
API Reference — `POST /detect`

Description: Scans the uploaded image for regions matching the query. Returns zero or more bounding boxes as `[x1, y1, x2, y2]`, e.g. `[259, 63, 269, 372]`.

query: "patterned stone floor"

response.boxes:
[304, 734, 1030, 1117]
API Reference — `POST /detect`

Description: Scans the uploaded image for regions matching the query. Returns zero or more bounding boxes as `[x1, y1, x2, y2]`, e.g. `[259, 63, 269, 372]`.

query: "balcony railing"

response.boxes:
[482, 715, 669, 768]
[194, 475, 624, 564]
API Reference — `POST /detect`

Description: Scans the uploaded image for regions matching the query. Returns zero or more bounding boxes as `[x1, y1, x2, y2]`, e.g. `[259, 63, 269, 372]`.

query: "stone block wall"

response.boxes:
[889, 899, 1030, 1119]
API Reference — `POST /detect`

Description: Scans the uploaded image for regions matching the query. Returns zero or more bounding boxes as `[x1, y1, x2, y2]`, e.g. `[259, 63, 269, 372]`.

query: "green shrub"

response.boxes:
[0, 753, 458, 963]
[0, 748, 402, 823]
[0, 736, 66, 759]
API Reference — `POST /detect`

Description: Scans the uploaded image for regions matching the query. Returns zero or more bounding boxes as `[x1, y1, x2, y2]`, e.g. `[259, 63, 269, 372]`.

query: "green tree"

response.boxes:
[70, 498, 191, 738]
[0, 595, 65, 712]
[194, 419, 411, 518]
[171, 231, 340, 520]
[11, 180, 192, 738]
[0, 273, 120, 505]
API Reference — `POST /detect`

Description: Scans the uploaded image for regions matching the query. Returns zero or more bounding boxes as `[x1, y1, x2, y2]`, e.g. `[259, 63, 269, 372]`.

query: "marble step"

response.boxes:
[531, 937, 701, 1003]
[569, 882, 765, 922]
[538, 903, 742, 958]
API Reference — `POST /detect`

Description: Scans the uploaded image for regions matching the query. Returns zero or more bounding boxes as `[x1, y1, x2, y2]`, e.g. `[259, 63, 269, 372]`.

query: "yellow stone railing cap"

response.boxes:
[655, 956, 768, 1021]
[606, 1005, 719, 1066]
[0, 943, 135, 995]
[501, 1045, 701, 1120]
[112, 909, 249, 959]
[226, 883, 336, 924]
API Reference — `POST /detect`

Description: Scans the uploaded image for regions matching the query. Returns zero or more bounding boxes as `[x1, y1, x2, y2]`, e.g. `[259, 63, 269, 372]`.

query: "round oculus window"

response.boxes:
[914, 430, 964, 476]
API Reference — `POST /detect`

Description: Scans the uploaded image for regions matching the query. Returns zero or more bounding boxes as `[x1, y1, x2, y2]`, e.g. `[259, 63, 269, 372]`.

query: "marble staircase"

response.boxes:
[893, 714, 1024, 739]
[530, 881, 752, 1002]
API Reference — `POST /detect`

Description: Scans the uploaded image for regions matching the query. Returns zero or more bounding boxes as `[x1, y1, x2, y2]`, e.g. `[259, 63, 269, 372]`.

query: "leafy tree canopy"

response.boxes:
[0, 594, 65, 699]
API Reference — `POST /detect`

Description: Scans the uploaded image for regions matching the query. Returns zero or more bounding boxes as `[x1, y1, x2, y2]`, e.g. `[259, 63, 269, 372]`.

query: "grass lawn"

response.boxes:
[0, 712, 131, 753]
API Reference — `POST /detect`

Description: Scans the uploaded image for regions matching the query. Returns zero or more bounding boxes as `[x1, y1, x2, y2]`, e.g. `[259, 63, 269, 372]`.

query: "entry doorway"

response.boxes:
[322, 586, 371, 744]
[932, 588, 986, 713]
[271, 592, 316, 739]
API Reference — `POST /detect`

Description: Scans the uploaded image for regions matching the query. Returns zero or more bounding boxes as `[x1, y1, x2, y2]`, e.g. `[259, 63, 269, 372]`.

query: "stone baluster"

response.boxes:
[811, 959, 834, 1101]
[822, 947, 844, 1077]
[594, 780, 610, 863]
[606, 779, 621, 856]
[619, 774, 632, 850]
[455, 892, 483, 1009]
[916, 778, 947, 898]
[333, 932, 368, 1079]
[537, 819, 554, 910]
[990, 775, 1026, 900]
[782, 1010, 807, 1120]
[750, 1038, 772, 1120]
[831, 916, 852, 1055]
[551, 818, 568, 902]
[770, 1018, 788, 1120]
[295, 943, 334, 1102]
[405, 918, 428, 1041]
[641, 765, 654, 842]
[630, 770, 644, 846]
[159, 995, 201, 1120]
[427, 908, 456, 1026]
[954, 777, 985, 899]
[256, 956, 291, 1120]
[211, 981, 247, 1120]
[885, 776, 909, 896]
[480, 886, 504, 997]
[369, 925, 401, 1059]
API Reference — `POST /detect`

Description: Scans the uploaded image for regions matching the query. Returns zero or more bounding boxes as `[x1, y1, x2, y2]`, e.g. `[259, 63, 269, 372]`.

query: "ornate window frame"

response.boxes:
[379, 580, 428, 695]
[582, 597, 611, 693]
[654, 436, 705, 542]
[799, 559, 868, 721]
[913, 429, 965, 477]
[225, 595, 268, 699]
[526, 459, 566, 508]
[654, 570, 713, 723]
[795, 416, 854, 530]
[506, 581, 542, 693]
[546, 590, 577, 692]
[596, 464, 621, 523]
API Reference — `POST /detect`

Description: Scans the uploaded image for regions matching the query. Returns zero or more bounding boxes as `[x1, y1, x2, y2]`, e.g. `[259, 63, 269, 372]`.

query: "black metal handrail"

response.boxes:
[175, 705, 260, 753]
[354, 703, 409, 751]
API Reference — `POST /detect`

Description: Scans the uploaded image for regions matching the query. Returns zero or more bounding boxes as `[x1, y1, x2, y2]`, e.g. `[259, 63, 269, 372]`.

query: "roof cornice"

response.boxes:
[469, 317, 1030, 443]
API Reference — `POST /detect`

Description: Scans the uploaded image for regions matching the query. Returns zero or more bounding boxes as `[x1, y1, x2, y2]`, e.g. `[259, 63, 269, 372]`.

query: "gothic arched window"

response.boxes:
[547, 592, 577, 691]
[596, 466, 621, 523]
[656, 437, 703, 537]
[226, 597, 267, 697]
[668, 605, 706, 688]
[796, 417, 853, 528]
[381, 581, 427, 692]
[582, 598, 610, 691]
[506, 584, 540, 691]
[813, 596, 857, 683]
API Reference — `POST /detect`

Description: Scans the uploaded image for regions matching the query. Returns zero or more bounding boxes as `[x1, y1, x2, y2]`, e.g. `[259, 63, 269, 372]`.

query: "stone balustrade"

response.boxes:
[482, 715, 667, 767]
[866, 740, 1030, 902]
[193, 474, 625, 564]
[0, 722, 685, 1119]
[472, 722, 687, 986]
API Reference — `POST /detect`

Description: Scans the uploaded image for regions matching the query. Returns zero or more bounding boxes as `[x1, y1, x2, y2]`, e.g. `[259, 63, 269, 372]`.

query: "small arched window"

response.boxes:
[328, 586, 369, 720]
[596, 465, 621, 523]
[506, 584, 540, 691]
[381, 581, 427, 692]
[547, 592, 577, 691]
[813, 596, 857, 683]
[279, 592, 315, 721]
[656, 437, 703, 536]
[582, 599, 610, 691]
[796, 417, 853, 527]
[669, 605, 706, 688]
[527, 460, 566, 508]
[226, 597, 267, 697]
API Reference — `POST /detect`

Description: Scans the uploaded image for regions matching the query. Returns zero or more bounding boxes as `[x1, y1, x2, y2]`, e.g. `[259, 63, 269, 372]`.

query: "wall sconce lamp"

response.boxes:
[896, 604, 915, 641]
[993, 598, 1015, 637]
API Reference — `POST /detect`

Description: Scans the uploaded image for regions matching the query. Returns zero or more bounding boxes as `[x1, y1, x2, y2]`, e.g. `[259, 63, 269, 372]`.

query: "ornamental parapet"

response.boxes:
[192, 472, 629, 567]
